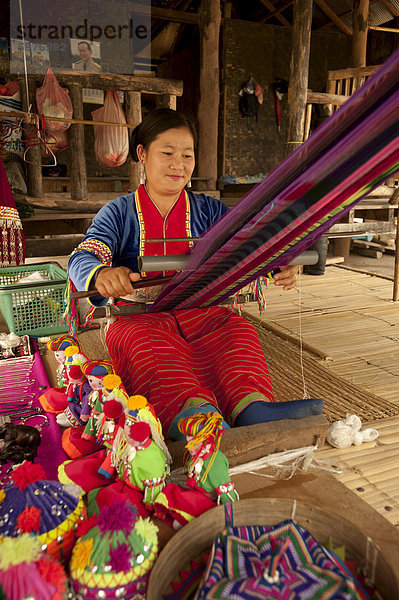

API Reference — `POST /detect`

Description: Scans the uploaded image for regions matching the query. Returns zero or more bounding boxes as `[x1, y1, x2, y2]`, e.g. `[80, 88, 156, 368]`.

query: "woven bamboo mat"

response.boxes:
[252, 321, 399, 423]
[75, 320, 399, 423]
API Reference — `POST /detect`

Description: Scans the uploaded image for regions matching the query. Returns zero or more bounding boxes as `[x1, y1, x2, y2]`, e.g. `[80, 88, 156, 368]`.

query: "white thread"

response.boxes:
[18, 0, 31, 113]
[291, 499, 297, 521]
[297, 271, 310, 399]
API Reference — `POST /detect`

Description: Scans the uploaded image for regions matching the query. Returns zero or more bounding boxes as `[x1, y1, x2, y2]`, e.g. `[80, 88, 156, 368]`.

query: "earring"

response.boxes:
[187, 179, 192, 188]
[139, 163, 146, 185]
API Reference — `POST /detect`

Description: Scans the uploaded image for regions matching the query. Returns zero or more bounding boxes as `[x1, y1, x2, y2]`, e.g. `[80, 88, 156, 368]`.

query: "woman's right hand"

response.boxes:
[95, 266, 141, 298]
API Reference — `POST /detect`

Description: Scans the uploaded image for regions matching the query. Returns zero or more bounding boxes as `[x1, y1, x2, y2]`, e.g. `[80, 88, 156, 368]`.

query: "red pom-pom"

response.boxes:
[17, 505, 41, 533]
[11, 462, 46, 490]
[129, 421, 151, 443]
[75, 514, 98, 538]
[36, 556, 66, 588]
[68, 365, 83, 380]
[103, 399, 123, 420]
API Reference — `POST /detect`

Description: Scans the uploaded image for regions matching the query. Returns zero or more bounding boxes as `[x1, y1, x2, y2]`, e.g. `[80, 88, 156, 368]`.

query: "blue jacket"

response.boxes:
[68, 190, 228, 306]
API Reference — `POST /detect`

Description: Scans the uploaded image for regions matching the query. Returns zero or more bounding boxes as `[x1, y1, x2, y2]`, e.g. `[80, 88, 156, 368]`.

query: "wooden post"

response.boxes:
[393, 206, 399, 301]
[19, 79, 43, 198]
[197, 0, 221, 191]
[126, 91, 142, 192]
[352, 0, 370, 67]
[335, 0, 370, 259]
[69, 84, 88, 201]
[155, 95, 177, 110]
[284, 0, 313, 157]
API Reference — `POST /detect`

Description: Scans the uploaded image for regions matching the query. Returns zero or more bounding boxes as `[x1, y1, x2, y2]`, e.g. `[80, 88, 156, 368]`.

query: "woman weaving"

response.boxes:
[68, 109, 323, 435]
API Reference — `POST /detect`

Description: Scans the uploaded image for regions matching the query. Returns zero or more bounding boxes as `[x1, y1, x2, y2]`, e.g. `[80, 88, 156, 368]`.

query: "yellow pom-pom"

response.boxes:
[70, 538, 94, 572]
[134, 516, 158, 547]
[64, 345, 79, 358]
[128, 395, 148, 410]
[0, 489, 5, 505]
[103, 374, 122, 390]
[0, 534, 42, 570]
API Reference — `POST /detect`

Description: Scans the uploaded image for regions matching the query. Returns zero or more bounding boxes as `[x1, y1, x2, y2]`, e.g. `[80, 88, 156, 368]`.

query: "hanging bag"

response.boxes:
[91, 90, 129, 167]
[36, 68, 73, 155]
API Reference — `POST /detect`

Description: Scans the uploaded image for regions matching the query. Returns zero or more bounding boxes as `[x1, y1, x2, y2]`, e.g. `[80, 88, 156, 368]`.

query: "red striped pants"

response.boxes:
[106, 307, 274, 431]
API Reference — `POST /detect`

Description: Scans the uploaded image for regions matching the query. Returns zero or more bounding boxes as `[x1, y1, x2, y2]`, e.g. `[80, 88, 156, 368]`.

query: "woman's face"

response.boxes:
[137, 127, 195, 198]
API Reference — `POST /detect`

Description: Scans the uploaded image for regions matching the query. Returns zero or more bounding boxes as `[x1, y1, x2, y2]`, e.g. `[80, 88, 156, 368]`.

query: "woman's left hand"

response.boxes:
[273, 265, 299, 290]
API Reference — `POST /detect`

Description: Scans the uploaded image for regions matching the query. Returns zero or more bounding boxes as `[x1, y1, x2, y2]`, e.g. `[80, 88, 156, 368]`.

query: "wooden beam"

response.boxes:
[0, 63, 183, 96]
[285, 0, 313, 157]
[259, 0, 291, 26]
[168, 415, 329, 468]
[378, 0, 399, 17]
[69, 85, 88, 201]
[314, 0, 352, 35]
[197, 0, 221, 191]
[307, 90, 348, 105]
[369, 25, 399, 33]
[352, 0, 369, 67]
[260, 0, 294, 23]
[131, 4, 198, 25]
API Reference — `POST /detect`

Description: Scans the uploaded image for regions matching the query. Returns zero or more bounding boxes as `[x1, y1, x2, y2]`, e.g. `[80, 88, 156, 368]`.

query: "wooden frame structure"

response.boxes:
[0, 60, 183, 201]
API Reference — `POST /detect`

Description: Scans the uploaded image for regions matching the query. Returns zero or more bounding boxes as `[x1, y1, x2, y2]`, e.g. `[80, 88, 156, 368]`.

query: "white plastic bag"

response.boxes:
[92, 91, 129, 167]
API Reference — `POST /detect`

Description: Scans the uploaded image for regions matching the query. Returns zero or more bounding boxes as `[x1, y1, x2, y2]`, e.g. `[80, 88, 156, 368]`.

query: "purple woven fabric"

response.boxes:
[151, 51, 399, 312]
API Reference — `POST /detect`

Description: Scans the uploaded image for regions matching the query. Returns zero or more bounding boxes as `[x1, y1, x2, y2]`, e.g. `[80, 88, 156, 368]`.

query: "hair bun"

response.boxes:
[129, 124, 141, 162]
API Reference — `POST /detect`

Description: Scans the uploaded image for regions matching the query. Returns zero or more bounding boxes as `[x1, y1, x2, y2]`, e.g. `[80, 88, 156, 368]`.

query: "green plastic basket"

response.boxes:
[0, 262, 68, 336]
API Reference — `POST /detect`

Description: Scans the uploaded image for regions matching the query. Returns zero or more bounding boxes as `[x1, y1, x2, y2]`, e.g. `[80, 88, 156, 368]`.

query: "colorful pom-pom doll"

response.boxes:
[39, 335, 82, 413]
[0, 535, 69, 600]
[60, 360, 115, 460]
[87, 421, 169, 518]
[154, 412, 238, 529]
[70, 500, 159, 600]
[0, 461, 87, 563]
[125, 395, 172, 465]
[56, 346, 90, 428]
[96, 398, 125, 479]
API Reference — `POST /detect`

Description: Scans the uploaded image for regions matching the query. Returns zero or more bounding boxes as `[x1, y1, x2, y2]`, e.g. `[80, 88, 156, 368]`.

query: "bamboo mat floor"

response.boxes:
[243, 264, 399, 527]
[243, 265, 399, 405]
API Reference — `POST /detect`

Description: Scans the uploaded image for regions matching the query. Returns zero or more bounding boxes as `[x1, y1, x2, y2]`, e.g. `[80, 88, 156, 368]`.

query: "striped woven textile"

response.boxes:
[151, 51, 399, 313]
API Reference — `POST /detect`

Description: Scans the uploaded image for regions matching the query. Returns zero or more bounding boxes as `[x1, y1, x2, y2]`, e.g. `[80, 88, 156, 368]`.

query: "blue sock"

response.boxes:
[168, 404, 230, 440]
[234, 398, 323, 427]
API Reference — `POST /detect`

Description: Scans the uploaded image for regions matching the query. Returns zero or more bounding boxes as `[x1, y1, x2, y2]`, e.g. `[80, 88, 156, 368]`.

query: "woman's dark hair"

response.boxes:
[129, 108, 197, 162]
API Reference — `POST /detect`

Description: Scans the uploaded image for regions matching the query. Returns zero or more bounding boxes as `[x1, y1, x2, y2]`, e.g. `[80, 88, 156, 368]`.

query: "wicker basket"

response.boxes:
[0, 262, 68, 337]
[148, 498, 399, 599]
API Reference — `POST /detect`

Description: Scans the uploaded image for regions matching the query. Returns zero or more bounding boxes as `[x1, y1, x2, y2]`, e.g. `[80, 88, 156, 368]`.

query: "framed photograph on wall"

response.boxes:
[70, 39, 103, 104]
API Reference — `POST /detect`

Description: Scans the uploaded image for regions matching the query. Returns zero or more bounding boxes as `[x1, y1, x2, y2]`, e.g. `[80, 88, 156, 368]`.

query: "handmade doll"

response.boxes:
[87, 421, 169, 518]
[56, 346, 90, 428]
[70, 500, 159, 600]
[60, 360, 115, 460]
[96, 398, 124, 479]
[58, 374, 129, 485]
[125, 394, 172, 465]
[0, 534, 69, 600]
[154, 412, 239, 529]
[0, 461, 86, 563]
[39, 334, 82, 413]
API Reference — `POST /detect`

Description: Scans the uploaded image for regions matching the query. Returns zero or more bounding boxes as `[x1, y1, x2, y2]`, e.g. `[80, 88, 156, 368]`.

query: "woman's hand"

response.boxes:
[95, 266, 141, 298]
[273, 265, 299, 291]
